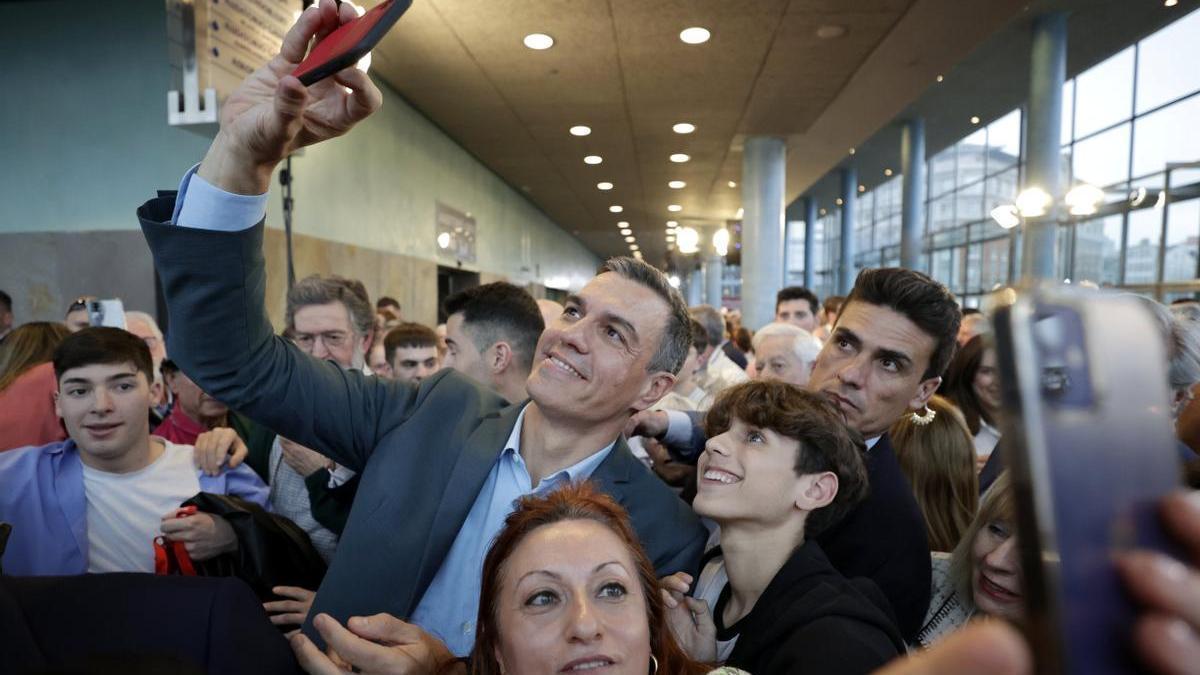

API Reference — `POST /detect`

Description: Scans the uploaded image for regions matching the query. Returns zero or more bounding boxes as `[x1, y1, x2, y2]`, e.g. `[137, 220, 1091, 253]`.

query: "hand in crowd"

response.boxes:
[159, 511, 237, 561]
[660, 572, 717, 663]
[192, 427, 249, 476]
[291, 613, 462, 675]
[280, 437, 331, 477]
[197, 0, 383, 196]
[624, 409, 670, 440]
[264, 585, 317, 633]
[871, 621, 1031, 675]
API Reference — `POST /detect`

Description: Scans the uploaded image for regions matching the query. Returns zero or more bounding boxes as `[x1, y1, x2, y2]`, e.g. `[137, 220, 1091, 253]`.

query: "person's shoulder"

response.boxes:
[0, 440, 68, 469]
[413, 368, 509, 414]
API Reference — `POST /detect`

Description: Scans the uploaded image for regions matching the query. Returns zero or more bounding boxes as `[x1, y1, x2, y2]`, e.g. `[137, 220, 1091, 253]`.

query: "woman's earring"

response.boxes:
[650, 655, 659, 674]
[910, 405, 937, 426]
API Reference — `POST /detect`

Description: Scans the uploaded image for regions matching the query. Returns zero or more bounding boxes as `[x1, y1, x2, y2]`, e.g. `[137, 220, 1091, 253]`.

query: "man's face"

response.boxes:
[442, 312, 490, 386]
[526, 272, 675, 423]
[55, 362, 152, 462]
[65, 309, 90, 333]
[807, 301, 941, 438]
[166, 369, 227, 423]
[125, 317, 167, 369]
[0, 307, 12, 333]
[293, 301, 367, 370]
[694, 418, 811, 527]
[776, 299, 817, 332]
[755, 335, 812, 387]
[368, 342, 392, 377]
[391, 345, 441, 385]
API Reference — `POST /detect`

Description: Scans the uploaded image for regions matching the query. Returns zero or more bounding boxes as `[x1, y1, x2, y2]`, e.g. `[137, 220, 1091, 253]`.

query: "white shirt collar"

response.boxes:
[864, 435, 882, 450]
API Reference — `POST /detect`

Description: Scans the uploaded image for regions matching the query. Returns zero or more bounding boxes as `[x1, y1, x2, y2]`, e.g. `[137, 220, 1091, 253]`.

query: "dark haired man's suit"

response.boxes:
[137, 195, 707, 647]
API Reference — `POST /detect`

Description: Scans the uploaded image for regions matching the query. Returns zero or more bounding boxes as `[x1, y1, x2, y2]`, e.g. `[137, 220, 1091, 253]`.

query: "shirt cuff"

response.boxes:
[327, 464, 357, 488]
[172, 164, 268, 231]
[663, 410, 694, 446]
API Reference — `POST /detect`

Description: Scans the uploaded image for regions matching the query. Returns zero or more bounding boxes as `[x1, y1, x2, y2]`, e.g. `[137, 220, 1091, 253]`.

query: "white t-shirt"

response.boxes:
[82, 440, 202, 573]
[694, 554, 739, 663]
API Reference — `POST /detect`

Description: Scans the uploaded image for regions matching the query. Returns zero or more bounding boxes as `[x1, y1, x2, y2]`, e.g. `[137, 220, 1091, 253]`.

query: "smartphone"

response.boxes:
[88, 298, 127, 329]
[992, 284, 1182, 674]
[291, 0, 413, 86]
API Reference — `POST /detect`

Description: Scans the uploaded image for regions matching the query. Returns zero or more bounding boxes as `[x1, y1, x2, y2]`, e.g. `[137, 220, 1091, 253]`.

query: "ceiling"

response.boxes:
[369, 0, 1032, 265]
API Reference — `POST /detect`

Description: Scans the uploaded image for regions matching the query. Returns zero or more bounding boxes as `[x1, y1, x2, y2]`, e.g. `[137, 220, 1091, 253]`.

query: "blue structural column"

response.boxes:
[705, 251, 723, 307]
[1023, 12, 1067, 280]
[838, 168, 858, 294]
[900, 119, 926, 270]
[804, 197, 817, 289]
[688, 265, 704, 306]
[741, 137, 787, 329]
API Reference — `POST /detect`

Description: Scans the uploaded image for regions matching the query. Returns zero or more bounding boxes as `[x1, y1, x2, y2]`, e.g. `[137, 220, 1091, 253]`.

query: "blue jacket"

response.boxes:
[0, 440, 269, 576]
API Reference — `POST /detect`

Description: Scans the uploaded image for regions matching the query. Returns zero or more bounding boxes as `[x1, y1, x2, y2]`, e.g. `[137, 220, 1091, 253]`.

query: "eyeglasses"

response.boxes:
[67, 296, 93, 312]
[292, 331, 351, 352]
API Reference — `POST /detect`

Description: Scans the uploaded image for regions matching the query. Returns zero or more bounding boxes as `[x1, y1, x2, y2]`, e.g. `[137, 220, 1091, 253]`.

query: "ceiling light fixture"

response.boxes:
[936, 74, 945, 83]
[727, 181, 737, 188]
[835, 198, 844, 206]
[523, 33, 554, 50]
[597, 181, 613, 191]
[666, 235, 676, 242]
[970, 115, 981, 125]
[609, 205, 623, 213]
[735, 207, 744, 219]
[820, 208, 827, 215]
[858, 184, 866, 193]
[884, 168, 893, 177]
[848, 148, 856, 156]
[679, 27, 711, 44]
[666, 220, 678, 227]
[569, 125, 591, 137]
[668, 275, 681, 288]
[584, 155, 603, 165]
[990, 205, 1020, 229]
[630, 244, 639, 251]
[1065, 183, 1106, 216]
[1015, 187, 1052, 217]
[668, 180, 686, 189]
[617, 221, 629, 228]
[625, 236, 636, 243]
[620, 228, 632, 236]
[815, 25, 847, 39]
[677, 227, 700, 254]
[670, 153, 690, 163]
[712, 229, 730, 256]
[1166, 0, 1179, 6]
[668, 204, 682, 212]
[673, 122, 696, 134]
[437, 232, 451, 249]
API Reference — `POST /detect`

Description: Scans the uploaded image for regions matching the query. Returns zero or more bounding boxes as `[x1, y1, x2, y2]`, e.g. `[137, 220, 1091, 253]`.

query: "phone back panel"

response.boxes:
[993, 286, 1181, 674]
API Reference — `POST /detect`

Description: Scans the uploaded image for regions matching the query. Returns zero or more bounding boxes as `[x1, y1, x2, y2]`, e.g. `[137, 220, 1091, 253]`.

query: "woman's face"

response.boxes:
[494, 519, 652, 675]
[970, 517, 1024, 620]
[972, 347, 1002, 416]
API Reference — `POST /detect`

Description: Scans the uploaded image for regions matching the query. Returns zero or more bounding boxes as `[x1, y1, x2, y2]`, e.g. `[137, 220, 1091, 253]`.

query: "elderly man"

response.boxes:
[125, 310, 170, 417]
[752, 322, 823, 387]
[690, 304, 749, 406]
[136, 5, 705, 667]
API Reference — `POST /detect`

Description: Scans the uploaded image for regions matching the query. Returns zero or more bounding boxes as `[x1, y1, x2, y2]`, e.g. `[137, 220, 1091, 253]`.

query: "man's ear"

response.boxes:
[907, 375, 942, 412]
[150, 379, 164, 404]
[53, 389, 62, 419]
[795, 471, 838, 512]
[490, 342, 514, 375]
[631, 371, 677, 412]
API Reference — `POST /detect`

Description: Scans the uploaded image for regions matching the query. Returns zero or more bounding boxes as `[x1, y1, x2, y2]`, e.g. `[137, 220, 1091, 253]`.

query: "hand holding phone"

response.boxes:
[292, 0, 413, 86]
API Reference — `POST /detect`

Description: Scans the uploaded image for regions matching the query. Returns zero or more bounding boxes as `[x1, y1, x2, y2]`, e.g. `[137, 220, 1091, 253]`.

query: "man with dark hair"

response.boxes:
[814, 294, 845, 341]
[443, 282, 544, 404]
[376, 296, 401, 321]
[383, 322, 442, 385]
[0, 328, 268, 575]
[0, 289, 13, 342]
[665, 381, 904, 672]
[137, 12, 705, 663]
[635, 267, 960, 642]
[776, 286, 821, 332]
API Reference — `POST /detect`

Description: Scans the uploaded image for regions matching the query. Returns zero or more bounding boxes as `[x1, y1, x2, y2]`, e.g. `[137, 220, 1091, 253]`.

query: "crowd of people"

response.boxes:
[2, 3, 1200, 674]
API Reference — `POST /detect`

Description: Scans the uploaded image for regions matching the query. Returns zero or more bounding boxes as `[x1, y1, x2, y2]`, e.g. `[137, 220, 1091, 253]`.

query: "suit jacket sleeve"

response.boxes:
[140, 196, 418, 472]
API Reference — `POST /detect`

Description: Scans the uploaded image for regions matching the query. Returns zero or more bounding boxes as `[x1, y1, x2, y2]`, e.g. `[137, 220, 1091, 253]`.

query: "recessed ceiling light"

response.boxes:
[820, 208, 827, 215]
[668, 180, 686, 189]
[609, 205, 623, 213]
[836, 198, 844, 206]
[584, 155, 603, 165]
[569, 125, 591, 136]
[970, 115, 981, 125]
[727, 181, 737, 188]
[1166, 0, 1179, 6]
[523, 33, 554, 50]
[630, 244, 639, 251]
[884, 168, 894, 177]
[617, 221, 629, 227]
[848, 148, 856, 156]
[672, 122, 696, 134]
[625, 236, 636, 243]
[597, 181, 613, 191]
[667, 220, 678, 227]
[669, 153, 690, 163]
[620, 228, 632, 236]
[858, 184, 866, 193]
[936, 74, 945, 83]
[815, 25, 847, 39]
[668, 204, 683, 212]
[679, 27, 710, 44]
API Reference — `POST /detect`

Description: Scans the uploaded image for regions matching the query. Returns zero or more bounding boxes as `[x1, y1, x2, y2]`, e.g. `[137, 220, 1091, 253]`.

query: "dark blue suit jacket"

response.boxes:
[138, 197, 707, 645]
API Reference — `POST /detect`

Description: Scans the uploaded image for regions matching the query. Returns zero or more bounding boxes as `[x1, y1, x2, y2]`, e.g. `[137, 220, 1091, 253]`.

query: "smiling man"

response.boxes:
[135, 6, 704, 666]
[0, 327, 268, 576]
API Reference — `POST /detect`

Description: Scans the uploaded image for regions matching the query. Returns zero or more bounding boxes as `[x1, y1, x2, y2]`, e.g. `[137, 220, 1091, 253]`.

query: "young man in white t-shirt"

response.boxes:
[0, 326, 268, 576]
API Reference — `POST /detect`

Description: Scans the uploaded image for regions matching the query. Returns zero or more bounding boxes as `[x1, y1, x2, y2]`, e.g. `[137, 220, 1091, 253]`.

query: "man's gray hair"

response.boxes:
[752, 322, 823, 366]
[286, 275, 374, 337]
[689, 305, 726, 348]
[598, 257, 692, 375]
[1133, 295, 1200, 415]
[124, 311, 163, 343]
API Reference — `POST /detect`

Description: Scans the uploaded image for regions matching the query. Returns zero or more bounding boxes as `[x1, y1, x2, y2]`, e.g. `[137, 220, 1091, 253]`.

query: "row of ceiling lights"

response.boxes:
[523, 24, 729, 259]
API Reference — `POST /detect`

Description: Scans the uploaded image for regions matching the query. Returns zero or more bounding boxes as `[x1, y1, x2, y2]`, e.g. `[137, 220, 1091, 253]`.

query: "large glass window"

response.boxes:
[1132, 93, 1200, 179]
[1072, 123, 1131, 188]
[1073, 215, 1122, 286]
[1136, 8, 1200, 114]
[1125, 208, 1163, 284]
[1165, 199, 1200, 282]
[988, 110, 1022, 174]
[1074, 47, 1135, 139]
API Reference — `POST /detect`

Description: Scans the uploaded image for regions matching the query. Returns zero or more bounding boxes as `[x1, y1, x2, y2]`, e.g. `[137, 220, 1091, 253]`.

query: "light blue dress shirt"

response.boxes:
[167, 173, 616, 655]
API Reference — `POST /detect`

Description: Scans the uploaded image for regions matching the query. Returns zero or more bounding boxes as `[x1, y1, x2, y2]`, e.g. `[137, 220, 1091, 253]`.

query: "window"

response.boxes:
[1165, 199, 1200, 282]
[1132, 93, 1200, 179]
[987, 110, 1022, 175]
[1072, 123, 1131, 189]
[1136, 7, 1200, 114]
[1073, 215, 1122, 286]
[1074, 47, 1135, 139]
[1125, 208, 1163, 284]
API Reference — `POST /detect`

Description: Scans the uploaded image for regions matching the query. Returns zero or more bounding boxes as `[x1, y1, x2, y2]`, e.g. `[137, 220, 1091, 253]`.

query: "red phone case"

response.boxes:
[291, 0, 412, 86]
